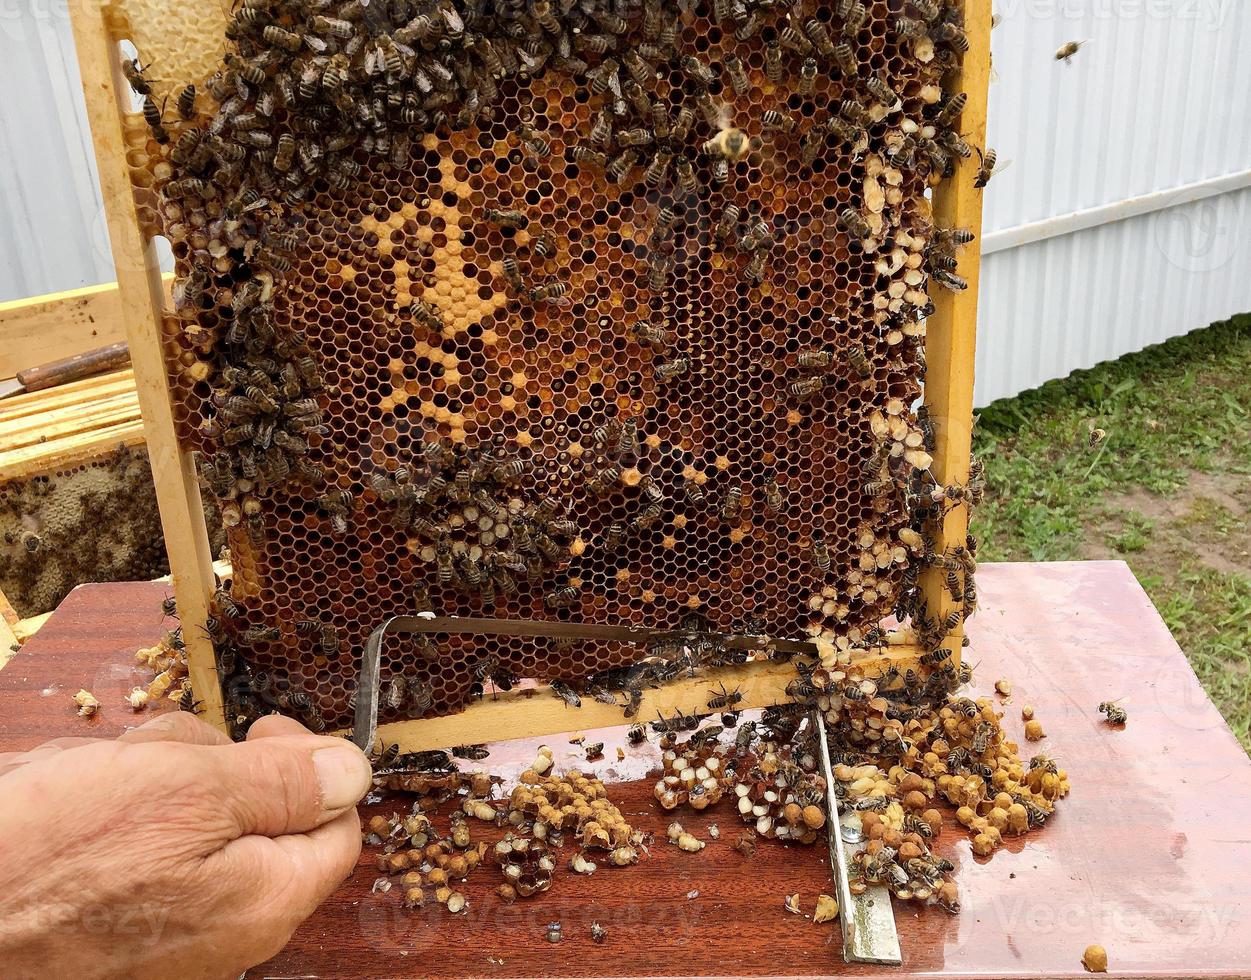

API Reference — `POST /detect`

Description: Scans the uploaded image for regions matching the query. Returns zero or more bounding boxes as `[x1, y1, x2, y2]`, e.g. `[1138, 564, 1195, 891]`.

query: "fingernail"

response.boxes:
[313, 744, 372, 810]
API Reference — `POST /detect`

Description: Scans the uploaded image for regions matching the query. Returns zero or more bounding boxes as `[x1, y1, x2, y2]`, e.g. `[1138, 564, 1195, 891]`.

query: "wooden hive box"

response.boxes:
[69, 0, 990, 751]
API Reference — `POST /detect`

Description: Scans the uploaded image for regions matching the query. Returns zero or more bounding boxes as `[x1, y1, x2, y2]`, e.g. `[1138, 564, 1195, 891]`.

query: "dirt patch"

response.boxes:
[1081, 468, 1251, 581]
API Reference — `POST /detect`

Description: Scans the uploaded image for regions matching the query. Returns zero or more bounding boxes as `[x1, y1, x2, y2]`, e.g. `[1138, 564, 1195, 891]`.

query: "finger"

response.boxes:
[119, 711, 233, 746]
[0, 738, 102, 777]
[202, 809, 362, 961]
[198, 734, 372, 840]
[246, 714, 315, 740]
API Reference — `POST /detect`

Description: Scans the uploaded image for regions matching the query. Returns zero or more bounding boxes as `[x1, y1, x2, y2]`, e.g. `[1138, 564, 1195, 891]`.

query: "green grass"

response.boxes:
[974, 314, 1251, 563]
[972, 313, 1251, 750]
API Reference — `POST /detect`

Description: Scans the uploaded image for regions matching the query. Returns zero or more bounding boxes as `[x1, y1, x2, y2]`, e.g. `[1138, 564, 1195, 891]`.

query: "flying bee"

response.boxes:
[485, 207, 528, 229]
[1055, 39, 1087, 63]
[550, 679, 582, 708]
[1099, 700, 1127, 725]
[719, 484, 743, 522]
[707, 682, 743, 711]
[452, 743, 489, 760]
[974, 147, 1006, 188]
[810, 532, 832, 573]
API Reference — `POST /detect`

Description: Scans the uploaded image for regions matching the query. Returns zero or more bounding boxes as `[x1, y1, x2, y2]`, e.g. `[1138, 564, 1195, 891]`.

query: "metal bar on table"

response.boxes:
[815, 711, 902, 965]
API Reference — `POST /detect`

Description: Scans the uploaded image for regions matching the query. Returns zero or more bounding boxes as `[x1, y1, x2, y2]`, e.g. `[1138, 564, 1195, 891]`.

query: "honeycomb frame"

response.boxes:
[68, 0, 990, 750]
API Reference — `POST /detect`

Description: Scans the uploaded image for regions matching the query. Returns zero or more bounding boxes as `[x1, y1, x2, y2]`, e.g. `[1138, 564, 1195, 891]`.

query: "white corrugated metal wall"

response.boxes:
[1, 2, 1248, 403]
[977, 0, 1251, 403]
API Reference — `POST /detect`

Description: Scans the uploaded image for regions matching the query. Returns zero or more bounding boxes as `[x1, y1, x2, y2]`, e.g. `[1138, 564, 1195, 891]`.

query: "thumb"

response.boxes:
[196, 734, 373, 841]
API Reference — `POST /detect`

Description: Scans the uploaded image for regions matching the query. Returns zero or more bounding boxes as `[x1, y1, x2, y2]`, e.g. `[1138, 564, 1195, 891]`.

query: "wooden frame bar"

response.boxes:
[68, 0, 991, 751]
[916, 0, 992, 665]
[69, 0, 224, 729]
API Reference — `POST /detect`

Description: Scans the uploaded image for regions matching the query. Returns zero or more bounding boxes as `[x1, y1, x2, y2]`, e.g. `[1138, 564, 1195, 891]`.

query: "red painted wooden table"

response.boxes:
[2, 561, 1249, 979]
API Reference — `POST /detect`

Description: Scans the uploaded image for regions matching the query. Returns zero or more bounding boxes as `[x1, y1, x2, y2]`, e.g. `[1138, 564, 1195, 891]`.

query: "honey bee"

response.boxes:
[703, 126, 751, 163]
[1055, 40, 1088, 64]
[842, 0, 868, 34]
[452, 743, 490, 760]
[121, 57, 154, 96]
[810, 532, 831, 573]
[719, 484, 743, 522]
[845, 342, 873, 380]
[797, 345, 835, 370]
[570, 145, 608, 169]
[932, 268, 968, 291]
[974, 147, 1005, 188]
[790, 375, 826, 401]
[743, 249, 767, 285]
[176, 84, 197, 120]
[530, 279, 569, 303]
[178, 686, 205, 714]
[655, 356, 691, 382]
[707, 682, 743, 710]
[831, 40, 857, 76]
[551, 679, 582, 708]
[762, 108, 797, 134]
[797, 58, 818, 96]
[764, 42, 783, 83]
[627, 722, 647, 744]
[838, 206, 871, 239]
[485, 207, 528, 229]
[745, 475, 779, 519]
[860, 76, 895, 109]
[724, 54, 749, 96]
[1099, 700, 1127, 725]
[142, 95, 168, 144]
[545, 585, 581, 609]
